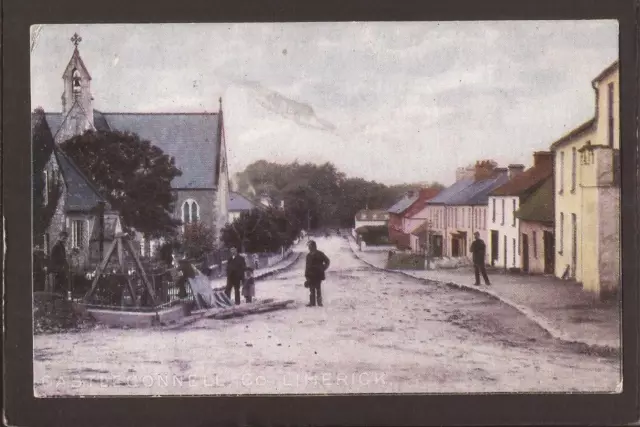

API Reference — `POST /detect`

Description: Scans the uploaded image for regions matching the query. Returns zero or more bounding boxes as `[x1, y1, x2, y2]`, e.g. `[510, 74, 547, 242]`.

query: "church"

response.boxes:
[37, 33, 230, 266]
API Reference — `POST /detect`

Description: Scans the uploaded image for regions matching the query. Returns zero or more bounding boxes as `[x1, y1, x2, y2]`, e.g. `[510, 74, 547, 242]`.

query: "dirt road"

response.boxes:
[33, 236, 621, 395]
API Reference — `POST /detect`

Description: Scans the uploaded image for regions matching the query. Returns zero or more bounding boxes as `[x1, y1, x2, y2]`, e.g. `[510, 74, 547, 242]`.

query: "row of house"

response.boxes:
[389, 60, 620, 300]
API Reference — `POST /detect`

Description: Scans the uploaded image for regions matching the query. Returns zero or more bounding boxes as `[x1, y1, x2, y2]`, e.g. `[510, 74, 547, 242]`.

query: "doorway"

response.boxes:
[521, 233, 529, 273]
[543, 230, 554, 274]
[503, 235, 507, 268]
[571, 214, 577, 278]
[431, 235, 443, 257]
[451, 237, 461, 257]
[490, 230, 499, 266]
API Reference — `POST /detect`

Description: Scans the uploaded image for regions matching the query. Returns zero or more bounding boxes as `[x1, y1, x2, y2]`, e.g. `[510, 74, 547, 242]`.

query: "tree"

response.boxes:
[180, 222, 216, 262]
[235, 159, 447, 229]
[221, 208, 300, 253]
[61, 130, 182, 238]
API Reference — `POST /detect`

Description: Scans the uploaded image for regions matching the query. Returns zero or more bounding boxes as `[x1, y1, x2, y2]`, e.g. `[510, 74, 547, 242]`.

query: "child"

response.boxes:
[242, 267, 256, 303]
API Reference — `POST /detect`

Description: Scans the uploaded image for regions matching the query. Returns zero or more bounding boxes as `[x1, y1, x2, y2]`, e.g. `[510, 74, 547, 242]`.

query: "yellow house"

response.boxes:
[550, 60, 620, 300]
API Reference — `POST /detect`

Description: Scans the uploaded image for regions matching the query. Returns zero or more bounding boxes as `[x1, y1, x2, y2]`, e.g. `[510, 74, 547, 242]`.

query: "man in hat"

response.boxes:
[470, 231, 491, 286]
[50, 231, 69, 294]
[304, 240, 330, 307]
[225, 246, 246, 305]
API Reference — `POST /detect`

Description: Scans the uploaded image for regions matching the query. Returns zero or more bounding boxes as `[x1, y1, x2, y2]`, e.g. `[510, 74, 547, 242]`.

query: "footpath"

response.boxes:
[347, 237, 620, 355]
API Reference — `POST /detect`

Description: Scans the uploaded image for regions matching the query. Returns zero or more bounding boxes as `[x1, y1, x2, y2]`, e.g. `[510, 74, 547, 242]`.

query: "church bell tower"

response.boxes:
[57, 33, 95, 143]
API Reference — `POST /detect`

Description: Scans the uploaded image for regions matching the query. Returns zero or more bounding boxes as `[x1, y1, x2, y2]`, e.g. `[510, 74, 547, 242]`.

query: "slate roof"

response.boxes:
[45, 112, 221, 189]
[53, 147, 110, 212]
[387, 194, 419, 214]
[228, 192, 256, 212]
[514, 177, 554, 224]
[446, 173, 510, 206]
[490, 163, 552, 198]
[426, 178, 475, 205]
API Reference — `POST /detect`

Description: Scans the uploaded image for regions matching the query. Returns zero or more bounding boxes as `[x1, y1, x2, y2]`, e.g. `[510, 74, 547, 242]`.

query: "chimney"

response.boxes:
[406, 190, 415, 198]
[418, 188, 434, 200]
[508, 164, 525, 180]
[474, 162, 496, 182]
[533, 151, 553, 168]
[456, 165, 475, 182]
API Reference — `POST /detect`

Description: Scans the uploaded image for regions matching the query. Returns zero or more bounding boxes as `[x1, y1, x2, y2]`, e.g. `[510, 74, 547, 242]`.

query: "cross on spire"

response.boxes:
[71, 33, 82, 48]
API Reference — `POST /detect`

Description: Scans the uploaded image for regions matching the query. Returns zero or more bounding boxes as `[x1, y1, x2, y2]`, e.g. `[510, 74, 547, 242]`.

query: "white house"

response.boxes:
[487, 154, 553, 270]
[354, 209, 389, 230]
[227, 192, 257, 224]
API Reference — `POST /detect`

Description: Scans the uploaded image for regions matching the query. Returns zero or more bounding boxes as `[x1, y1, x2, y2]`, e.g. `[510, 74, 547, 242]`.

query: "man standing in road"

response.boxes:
[305, 240, 330, 307]
[470, 231, 491, 286]
[50, 231, 69, 294]
[225, 246, 246, 305]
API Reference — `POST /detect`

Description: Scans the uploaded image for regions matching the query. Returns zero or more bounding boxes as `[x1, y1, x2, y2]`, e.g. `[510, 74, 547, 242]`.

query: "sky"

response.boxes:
[30, 21, 618, 186]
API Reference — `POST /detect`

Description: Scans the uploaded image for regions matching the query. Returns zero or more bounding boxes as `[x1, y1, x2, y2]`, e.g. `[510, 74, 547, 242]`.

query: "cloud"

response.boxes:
[32, 21, 618, 185]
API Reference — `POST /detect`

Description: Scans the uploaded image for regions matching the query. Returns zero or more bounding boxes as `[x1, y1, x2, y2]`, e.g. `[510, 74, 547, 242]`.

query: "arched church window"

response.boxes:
[191, 202, 199, 223]
[182, 199, 200, 225]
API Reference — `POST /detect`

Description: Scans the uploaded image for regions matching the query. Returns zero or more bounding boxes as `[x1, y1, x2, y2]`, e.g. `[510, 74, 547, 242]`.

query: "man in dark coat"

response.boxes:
[225, 246, 246, 305]
[304, 240, 330, 307]
[469, 231, 491, 286]
[50, 231, 69, 294]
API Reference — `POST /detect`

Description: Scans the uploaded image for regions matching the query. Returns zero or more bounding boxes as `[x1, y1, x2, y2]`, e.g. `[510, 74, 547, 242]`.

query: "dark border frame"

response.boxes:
[4, 0, 639, 425]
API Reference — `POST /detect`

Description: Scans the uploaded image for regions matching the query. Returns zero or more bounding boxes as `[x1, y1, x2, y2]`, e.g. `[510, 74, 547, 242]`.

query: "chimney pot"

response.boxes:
[507, 164, 525, 180]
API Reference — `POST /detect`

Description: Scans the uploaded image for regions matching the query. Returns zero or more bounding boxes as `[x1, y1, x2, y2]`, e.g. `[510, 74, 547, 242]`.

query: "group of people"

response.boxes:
[44, 229, 491, 307]
[224, 246, 256, 304]
[224, 240, 331, 308]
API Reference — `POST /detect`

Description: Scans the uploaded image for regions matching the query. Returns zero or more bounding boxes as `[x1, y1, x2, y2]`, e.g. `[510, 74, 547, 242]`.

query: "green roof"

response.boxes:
[514, 177, 554, 224]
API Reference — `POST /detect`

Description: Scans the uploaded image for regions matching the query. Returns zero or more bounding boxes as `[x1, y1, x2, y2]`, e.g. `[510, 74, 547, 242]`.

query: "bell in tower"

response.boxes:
[72, 68, 82, 95]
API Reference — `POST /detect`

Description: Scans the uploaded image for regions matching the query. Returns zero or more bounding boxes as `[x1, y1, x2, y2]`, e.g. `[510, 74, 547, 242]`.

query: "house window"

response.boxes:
[559, 212, 564, 254]
[532, 231, 537, 258]
[71, 220, 85, 249]
[608, 82, 615, 147]
[501, 199, 505, 225]
[559, 151, 565, 193]
[492, 199, 496, 223]
[468, 208, 471, 228]
[512, 238, 516, 267]
[512, 199, 517, 227]
[571, 147, 577, 193]
[182, 199, 200, 225]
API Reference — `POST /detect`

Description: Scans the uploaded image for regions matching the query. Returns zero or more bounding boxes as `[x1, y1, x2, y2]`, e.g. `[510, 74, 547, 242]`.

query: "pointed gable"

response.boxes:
[53, 147, 110, 212]
[62, 48, 92, 81]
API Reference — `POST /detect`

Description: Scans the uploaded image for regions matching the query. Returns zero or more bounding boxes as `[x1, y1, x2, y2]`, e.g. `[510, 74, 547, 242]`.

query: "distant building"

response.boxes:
[550, 60, 620, 299]
[387, 188, 440, 250]
[228, 192, 258, 223]
[354, 209, 389, 230]
[487, 153, 553, 270]
[409, 163, 509, 258]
